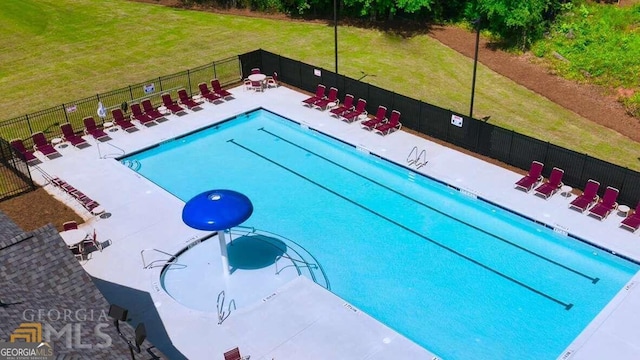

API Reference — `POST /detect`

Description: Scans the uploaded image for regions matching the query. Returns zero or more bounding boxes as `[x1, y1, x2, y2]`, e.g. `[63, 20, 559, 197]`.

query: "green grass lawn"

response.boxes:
[1, 0, 638, 170]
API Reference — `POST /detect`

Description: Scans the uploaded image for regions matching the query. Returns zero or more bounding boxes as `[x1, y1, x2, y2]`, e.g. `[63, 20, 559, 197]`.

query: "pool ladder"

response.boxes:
[274, 254, 318, 275]
[407, 146, 427, 169]
[216, 290, 236, 325]
[140, 248, 184, 269]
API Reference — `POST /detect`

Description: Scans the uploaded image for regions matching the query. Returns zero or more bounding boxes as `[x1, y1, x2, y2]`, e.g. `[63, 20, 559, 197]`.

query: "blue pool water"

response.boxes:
[122, 109, 639, 360]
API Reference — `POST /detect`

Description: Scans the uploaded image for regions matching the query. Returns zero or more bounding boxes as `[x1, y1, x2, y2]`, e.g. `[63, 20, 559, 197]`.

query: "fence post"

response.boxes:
[129, 85, 134, 101]
[25, 114, 34, 137]
[187, 69, 192, 96]
[61, 103, 70, 124]
[159, 77, 163, 92]
[213, 61, 217, 81]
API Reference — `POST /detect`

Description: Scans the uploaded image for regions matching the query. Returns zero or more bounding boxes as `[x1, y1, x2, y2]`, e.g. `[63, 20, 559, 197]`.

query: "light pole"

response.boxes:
[334, 0, 338, 74]
[469, 18, 481, 118]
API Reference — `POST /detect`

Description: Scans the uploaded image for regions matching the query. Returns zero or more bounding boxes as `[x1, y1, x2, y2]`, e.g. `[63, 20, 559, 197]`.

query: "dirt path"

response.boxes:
[428, 25, 640, 142]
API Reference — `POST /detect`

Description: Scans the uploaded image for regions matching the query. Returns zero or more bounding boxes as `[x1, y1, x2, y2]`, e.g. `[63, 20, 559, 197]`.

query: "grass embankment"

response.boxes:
[0, 0, 638, 171]
[531, 2, 640, 116]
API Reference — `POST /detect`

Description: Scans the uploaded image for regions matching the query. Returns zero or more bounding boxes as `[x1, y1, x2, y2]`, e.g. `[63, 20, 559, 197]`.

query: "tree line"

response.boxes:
[181, 0, 575, 48]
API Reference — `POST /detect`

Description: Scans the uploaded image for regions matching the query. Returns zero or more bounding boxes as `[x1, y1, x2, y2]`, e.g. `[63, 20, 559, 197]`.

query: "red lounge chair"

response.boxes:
[534, 167, 564, 199]
[142, 99, 166, 121]
[83, 117, 109, 141]
[32, 132, 61, 158]
[130, 103, 157, 126]
[198, 82, 223, 103]
[223, 347, 249, 360]
[302, 84, 326, 107]
[161, 93, 187, 115]
[111, 109, 138, 132]
[211, 79, 233, 100]
[361, 106, 388, 130]
[514, 161, 544, 192]
[373, 110, 402, 135]
[569, 179, 600, 213]
[60, 123, 89, 148]
[330, 94, 355, 118]
[178, 89, 202, 110]
[312, 87, 339, 110]
[588, 186, 619, 220]
[10, 138, 39, 164]
[340, 98, 367, 123]
[620, 202, 640, 233]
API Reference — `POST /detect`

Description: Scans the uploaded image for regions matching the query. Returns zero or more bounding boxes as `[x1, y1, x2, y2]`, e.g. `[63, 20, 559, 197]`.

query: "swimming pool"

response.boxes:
[122, 109, 639, 360]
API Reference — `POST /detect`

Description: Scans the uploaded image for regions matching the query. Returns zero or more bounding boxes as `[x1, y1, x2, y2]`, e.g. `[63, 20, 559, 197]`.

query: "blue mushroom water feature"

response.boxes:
[182, 190, 253, 276]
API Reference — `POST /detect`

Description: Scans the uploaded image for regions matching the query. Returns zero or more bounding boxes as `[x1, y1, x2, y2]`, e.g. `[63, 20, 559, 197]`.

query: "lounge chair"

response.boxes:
[265, 72, 279, 88]
[312, 87, 338, 110]
[373, 110, 402, 135]
[361, 106, 388, 130]
[198, 82, 223, 103]
[211, 79, 234, 100]
[10, 138, 39, 164]
[130, 103, 157, 127]
[569, 179, 600, 213]
[534, 167, 564, 199]
[330, 94, 355, 118]
[620, 202, 640, 233]
[32, 132, 61, 158]
[302, 84, 326, 107]
[111, 109, 139, 132]
[161, 93, 187, 115]
[514, 161, 544, 192]
[63, 221, 78, 231]
[60, 123, 89, 148]
[177, 89, 203, 110]
[588, 186, 619, 221]
[223, 347, 249, 360]
[340, 98, 367, 123]
[83, 117, 110, 141]
[142, 99, 167, 121]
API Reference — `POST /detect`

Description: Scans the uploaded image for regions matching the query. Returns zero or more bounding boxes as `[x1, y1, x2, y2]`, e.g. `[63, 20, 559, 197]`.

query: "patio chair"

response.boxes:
[177, 88, 202, 110]
[620, 202, 640, 233]
[69, 243, 88, 261]
[302, 84, 326, 107]
[82, 229, 102, 252]
[130, 103, 157, 126]
[10, 138, 39, 164]
[588, 186, 619, 221]
[251, 68, 261, 74]
[361, 106, 388, 130]
[111, 109, 139, 132]
[161, 93, 187, 115]
[223, 347, 250, 360]
[265, 72, 279, 88]
[534, 167, 564, 199]
[514, 161, 544, 192]
[83, 117, 110, 141]
[243, 78, 253, 91]
[198, 82, 223, 103]
[340, 98, 368, 123]
[373, 110, 402, 136]
[31, 132, 61, 158]
[63, 221, 78, 231]
[211, 79, 234, 100]
[60, 123, 89, 148]
[569, 179, 600, 213]
[142, 99, 166, 121]
[330, 94, 355, 118]
[312, 87, 339, 110]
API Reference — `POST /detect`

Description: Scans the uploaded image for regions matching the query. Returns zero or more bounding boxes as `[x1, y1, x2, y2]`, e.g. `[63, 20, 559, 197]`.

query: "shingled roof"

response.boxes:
[0, 214, 165, 359]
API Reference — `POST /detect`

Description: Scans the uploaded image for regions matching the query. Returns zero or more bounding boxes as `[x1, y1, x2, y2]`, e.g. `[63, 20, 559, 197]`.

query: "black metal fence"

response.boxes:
[1, 49, 638, 207]
[0, 56, 242, 151]
[242, 49, 640, 207]
[0, 138, 34, 201]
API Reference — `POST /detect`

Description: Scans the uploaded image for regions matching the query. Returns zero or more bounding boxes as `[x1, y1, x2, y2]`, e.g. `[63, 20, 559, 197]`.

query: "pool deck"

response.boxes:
[30, 85, 640, 360]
